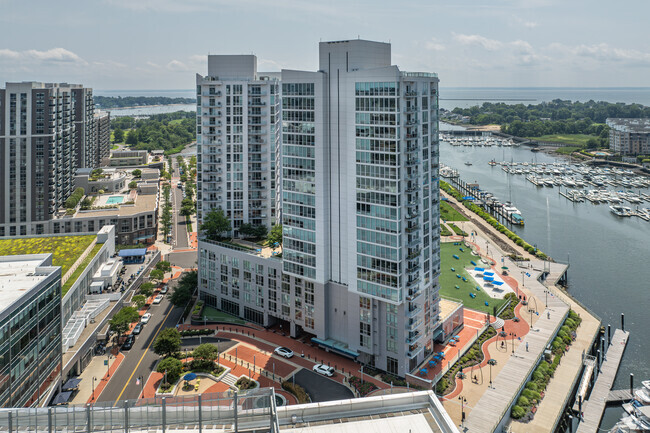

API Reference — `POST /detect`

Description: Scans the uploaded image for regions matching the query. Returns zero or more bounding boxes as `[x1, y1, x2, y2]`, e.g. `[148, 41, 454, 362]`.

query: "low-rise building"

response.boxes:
[109, 150, 148, 167]
[74, 168, 127, 194]
[0, 254, 62, 407]
[607, 118, 650, 156]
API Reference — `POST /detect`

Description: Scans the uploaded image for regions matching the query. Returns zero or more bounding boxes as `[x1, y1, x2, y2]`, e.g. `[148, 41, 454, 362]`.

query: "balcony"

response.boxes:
[406, 277, 420, 289]
[406, 288, 422, 302]
[406, 331, 422, 345]
[406, 158, 419, 167]
[405, 224, 419, 234]
[406, 263, 420, 275]
[404, 90, 418, 98]
[406, 248, 421, 260]
[404, 106, 418, 113]
[407, 344, 425, 359]
[405, 210, 420, 220]
[406, 318, 423, 332]
[405, 184, 420, 193]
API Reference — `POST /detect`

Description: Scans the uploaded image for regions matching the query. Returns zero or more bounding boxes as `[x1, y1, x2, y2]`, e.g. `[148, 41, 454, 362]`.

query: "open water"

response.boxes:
[440, 138, 649, 430]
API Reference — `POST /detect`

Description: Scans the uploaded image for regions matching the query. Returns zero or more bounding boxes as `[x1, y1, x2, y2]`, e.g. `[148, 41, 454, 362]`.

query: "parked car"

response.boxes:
[122, 335, 135, 350]
[274, 347, 294, 359]
[141, 313, 152, 324]
[132, 323, 143, 335]
[160, 285, 169, 294]
[312, 364, 335, 377]
[153, 295, 163, 304]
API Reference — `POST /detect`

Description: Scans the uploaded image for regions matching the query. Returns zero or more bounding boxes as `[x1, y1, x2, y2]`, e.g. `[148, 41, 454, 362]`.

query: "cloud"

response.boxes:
[547, 42, 650, 65]
[104, 0, 339, 16]
[166, 60, 188, 71]
[512, 15, 538, 28]
[425, 38, 445, 51]
[0, 47, 86, 64]
[453, 33, 503, 51]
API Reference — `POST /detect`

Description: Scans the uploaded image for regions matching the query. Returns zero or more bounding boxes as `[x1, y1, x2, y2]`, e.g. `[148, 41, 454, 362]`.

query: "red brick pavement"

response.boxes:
[88, 353, 125, 403]
[223, 344, 296, 378]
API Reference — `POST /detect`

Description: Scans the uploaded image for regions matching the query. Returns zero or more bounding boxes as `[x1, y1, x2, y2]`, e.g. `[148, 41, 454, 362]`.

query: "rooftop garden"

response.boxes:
[0, 235, 96, 277]
[61, 243, 104, 296]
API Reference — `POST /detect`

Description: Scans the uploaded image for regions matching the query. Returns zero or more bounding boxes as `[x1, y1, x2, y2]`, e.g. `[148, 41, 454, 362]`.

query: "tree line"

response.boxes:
[111, 111, 195, 153]
[95, 96, 195, 109]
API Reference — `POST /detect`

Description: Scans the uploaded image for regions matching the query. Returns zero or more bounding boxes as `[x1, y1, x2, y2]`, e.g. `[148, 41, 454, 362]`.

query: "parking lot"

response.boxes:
[288, 369, 354, 402]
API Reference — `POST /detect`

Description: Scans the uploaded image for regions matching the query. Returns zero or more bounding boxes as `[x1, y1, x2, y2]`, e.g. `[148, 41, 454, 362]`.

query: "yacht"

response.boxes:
[636, 382, 650, 404]
[465, 161, 473, 166]
[611, 406, 650, 432]
[610, 205, 632, 217]
[502, 202, 525, 225]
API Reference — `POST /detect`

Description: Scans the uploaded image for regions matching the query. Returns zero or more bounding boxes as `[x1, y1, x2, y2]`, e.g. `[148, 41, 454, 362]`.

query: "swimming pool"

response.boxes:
[106, 196, 124, 205]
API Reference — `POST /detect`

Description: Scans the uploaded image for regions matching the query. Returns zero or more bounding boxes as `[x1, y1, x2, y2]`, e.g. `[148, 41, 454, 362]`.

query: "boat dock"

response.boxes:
[575, 329, 630, 433]
[606, 389, 634, 404]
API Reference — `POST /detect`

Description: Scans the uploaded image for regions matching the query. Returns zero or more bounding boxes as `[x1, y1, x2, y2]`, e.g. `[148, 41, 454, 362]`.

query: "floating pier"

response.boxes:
[575, 329, 630, 433]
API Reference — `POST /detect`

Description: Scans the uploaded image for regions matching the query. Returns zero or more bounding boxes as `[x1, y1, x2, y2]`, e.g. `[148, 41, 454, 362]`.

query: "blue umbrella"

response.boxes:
[483, 276, 494, 282]
[484, 271, 494, 276]
[462, 196, 475, 200]
[183, 373, 197, 381]
[492, 281, 504, 286]
[474, 267, 485, 272]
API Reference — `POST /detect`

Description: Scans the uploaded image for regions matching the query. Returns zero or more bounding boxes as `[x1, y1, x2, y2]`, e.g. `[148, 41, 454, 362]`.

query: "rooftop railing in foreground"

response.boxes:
[0, 388, 278, 433]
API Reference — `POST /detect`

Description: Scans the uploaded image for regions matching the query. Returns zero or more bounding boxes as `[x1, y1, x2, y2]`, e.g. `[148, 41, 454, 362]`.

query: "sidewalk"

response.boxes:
[69, 349, 125, 405]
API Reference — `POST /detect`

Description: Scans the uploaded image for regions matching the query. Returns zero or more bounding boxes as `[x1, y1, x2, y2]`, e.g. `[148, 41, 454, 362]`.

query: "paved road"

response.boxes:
[167, 250, 197, 269]
[95, 292, 183, 404]
[170, 157, 189, 249]
[180, 337, 237, 353]
[288, 369, 353, 403]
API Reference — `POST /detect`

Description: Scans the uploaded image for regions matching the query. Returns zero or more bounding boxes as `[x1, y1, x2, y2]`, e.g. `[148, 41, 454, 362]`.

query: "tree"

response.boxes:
[109, 306, 141, 340]
[125, 129, 138, 145]
[170, 270, 197, 307]
[192, 343, 219, 371]
[153, 328, 181, 358]
[113, 128, 124, 143]
[150, 269, 164, 282]
[157, 357, 183, 385]
[132, 169, 142, 178]
[129, 180, 138, 190]
[180, 202, 195, 217]
[267, 224, 283, 247]
[586, 138, 599, 149]
[156, 260, 172, 273]
[132, 294, 146, 309]
[200, 208, 231, 240]
[140, 282, 155, 298]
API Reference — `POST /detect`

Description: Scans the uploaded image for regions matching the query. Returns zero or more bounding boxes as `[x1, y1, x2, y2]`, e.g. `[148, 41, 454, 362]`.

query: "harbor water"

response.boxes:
[438, 137, 649, 430]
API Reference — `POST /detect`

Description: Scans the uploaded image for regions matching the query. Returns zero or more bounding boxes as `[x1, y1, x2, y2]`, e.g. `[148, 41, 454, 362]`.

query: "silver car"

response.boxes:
[312, 364, 335, 377]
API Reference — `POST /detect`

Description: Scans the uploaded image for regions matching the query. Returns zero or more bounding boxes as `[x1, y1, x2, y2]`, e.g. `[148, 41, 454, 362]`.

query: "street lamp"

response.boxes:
[487, 359, 497, 388]
[544, 289, 549, 307]
[91, 376, 97, 401]
[458, 395, 467, 426]
[510, 332, 516, 354]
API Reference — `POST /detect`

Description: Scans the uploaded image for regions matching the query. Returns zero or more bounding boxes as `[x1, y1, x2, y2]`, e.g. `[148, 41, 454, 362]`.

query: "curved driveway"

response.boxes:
[289, 369, 354, 403]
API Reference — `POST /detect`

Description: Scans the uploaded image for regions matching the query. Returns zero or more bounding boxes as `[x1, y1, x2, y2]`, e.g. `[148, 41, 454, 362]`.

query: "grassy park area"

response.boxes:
[527, 134, 593, 146]
[0, 235, 96, 276]
[439, 242, 507, 314]
[440, 201, 468, 222]
[202, 306, 246, 325]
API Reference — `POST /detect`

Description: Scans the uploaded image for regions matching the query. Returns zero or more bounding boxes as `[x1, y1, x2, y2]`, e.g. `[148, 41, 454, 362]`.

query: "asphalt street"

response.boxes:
[95, 292, 183, 404]
[289, 369, 354, 403]
[167, 250, 197, 269]
[171, 157, 189, 249]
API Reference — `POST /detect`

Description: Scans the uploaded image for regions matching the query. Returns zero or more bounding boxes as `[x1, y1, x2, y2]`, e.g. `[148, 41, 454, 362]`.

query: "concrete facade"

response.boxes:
[199, 40, 442, 377]
[196, 55, 280, 233]
[0, 82, 101, 238]
[607, 118, 650, 155]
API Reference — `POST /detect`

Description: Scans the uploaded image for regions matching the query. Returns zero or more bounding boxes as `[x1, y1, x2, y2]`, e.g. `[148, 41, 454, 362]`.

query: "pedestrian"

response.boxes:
[547, 311, 550, 319]
[526, 342, 529, 352]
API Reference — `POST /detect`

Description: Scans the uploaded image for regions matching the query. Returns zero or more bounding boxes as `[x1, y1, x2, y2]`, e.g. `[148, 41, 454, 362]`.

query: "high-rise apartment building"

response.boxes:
[0, 82, 98, 237]
[94, 110, 111, 165]
[196, 56, 280, 233]
[198, 40, 440, 376]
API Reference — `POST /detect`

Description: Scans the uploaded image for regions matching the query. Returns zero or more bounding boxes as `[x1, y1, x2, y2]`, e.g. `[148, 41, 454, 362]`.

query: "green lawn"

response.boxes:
[62, 243, 103, 296]
[440, 201, 468, 222]
[202, 306, 246, 324]
[0, 235, 96, 277]
[440, 225, 453, 237]
[527, 134, 594, 146]
[449, 223, 468, 236]
[439, 242, 507, 314]
[554, 146, 583, 155]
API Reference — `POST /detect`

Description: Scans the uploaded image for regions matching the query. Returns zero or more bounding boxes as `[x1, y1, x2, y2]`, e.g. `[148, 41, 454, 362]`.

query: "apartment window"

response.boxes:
[387, 357, 399, 375]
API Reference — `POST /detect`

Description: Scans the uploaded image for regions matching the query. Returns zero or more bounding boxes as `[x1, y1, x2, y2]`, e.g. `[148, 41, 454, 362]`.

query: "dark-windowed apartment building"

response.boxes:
[0, 254, 62, 408]
[0, 82, 101, 237]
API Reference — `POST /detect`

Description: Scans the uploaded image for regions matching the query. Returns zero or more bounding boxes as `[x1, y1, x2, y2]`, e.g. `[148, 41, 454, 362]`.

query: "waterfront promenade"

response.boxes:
[440, 193, 602, 432]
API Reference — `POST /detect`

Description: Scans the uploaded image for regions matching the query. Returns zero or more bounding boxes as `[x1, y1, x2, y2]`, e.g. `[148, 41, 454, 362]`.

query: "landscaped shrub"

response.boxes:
[282, 381, 309, 403]
[435, 378, 448, 394]
[235, 377, 257, 390]
[517, 396, 529, 407]
[349, 376, 378, 397]
[511, 405, 526, 419]
[525, 382, 538, 391]
[65, 187, 85, 209]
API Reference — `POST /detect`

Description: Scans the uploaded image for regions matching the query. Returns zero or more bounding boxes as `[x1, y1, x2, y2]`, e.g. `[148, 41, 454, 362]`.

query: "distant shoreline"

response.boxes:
[104, 103, 196, 111]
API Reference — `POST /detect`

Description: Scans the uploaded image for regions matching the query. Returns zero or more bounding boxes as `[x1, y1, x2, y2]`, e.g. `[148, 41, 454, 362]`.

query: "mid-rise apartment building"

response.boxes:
[196, 55, 280, 234]
[94, 110, 111, 165]
[0, 82, 100, 237]
[199, 40, 441, 376]
[607, 118, 650, 156]
[0, 254, 62, 408]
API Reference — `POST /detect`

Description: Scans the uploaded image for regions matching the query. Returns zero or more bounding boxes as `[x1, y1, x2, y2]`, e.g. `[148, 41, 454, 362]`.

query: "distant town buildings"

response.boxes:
[195, 55, 280, 233]
[606, 118, 650, 156]
[198, 40, 441, 377]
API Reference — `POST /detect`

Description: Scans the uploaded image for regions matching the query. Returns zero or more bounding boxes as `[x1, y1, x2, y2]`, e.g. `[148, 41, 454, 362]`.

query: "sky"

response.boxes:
[1, 0, 649, 91]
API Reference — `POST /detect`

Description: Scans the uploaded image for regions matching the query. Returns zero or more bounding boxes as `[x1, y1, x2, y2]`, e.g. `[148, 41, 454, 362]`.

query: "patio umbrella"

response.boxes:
[183, 373, 197, 381]
[474, 267, 485, 272]
[484, 271, 494, 276]
[501, 266, 509, 270]
[492, 281, 504, 286]
[483, 276, 494, 282]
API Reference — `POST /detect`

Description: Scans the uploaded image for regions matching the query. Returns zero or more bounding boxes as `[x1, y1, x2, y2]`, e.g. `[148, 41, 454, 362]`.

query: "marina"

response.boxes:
[439, 138, 650, 431]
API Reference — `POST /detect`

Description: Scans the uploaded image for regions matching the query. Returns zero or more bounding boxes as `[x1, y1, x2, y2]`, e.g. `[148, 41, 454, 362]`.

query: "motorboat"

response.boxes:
[610, 205, 632, 217]
[465, 161, 473, 166]
[636, 382, 650, 404]
[502, 202, 524, 225]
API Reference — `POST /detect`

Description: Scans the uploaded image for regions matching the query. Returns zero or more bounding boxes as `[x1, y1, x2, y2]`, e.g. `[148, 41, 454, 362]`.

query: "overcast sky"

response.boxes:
[1, 0, 648, 91]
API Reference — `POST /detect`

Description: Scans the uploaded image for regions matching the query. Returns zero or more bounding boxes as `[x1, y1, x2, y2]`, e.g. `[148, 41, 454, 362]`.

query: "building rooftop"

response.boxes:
[0, 254, 58, 311]
[606, 118, 650, 133]
[439, 298, 463, 322]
